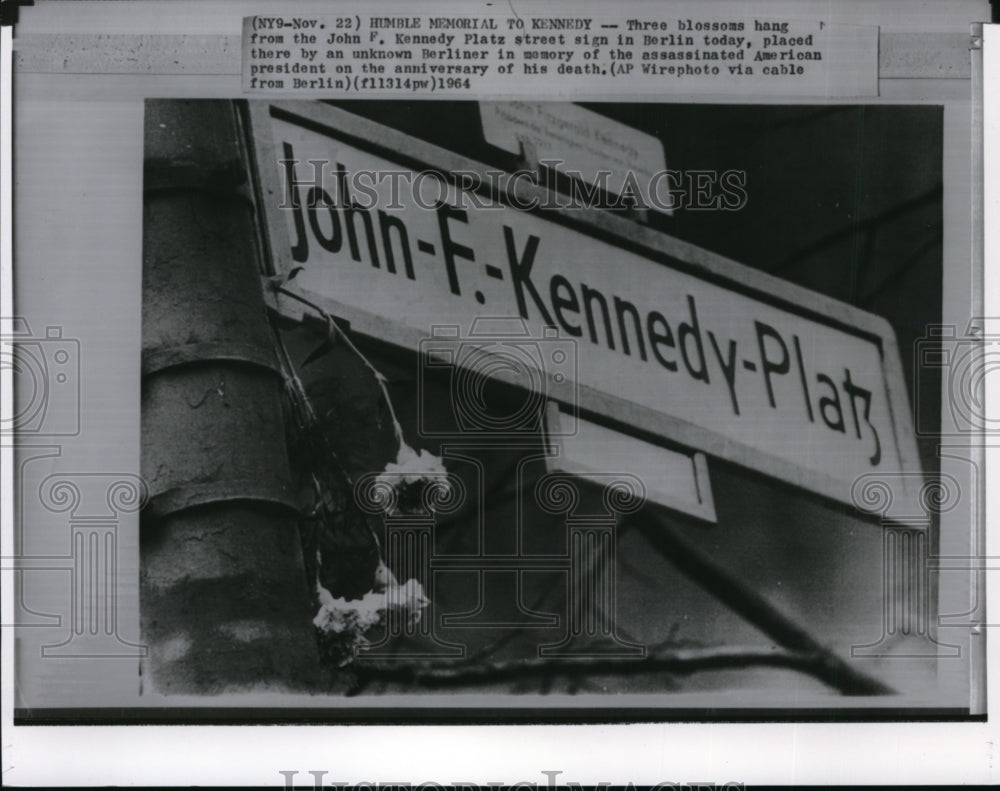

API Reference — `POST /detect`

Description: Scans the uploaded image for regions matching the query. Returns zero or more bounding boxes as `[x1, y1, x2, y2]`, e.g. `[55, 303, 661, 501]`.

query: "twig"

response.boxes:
[630, 509, 894, 696]
[350, 645, 843, 689]
[278, 285, 404, 446]
[270, 296, 385, 565]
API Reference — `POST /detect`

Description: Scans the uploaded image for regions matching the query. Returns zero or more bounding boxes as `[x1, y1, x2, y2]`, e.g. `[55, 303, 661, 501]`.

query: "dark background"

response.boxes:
[284, 101, 946, 695]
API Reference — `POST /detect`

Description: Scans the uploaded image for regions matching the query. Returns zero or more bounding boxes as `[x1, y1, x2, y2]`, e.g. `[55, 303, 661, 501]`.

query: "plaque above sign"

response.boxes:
[479, 101, 671, 213]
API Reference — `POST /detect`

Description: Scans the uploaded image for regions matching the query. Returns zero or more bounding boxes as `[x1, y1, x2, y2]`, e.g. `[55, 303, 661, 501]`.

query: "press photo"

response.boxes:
[15, 97, 982, 719]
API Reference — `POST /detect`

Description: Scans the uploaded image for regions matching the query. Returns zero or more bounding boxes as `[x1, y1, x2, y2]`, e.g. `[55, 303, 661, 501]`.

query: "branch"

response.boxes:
[348, 645, 890, 694]
[277, 285, 404, 445]
[629, 509, 895, 696]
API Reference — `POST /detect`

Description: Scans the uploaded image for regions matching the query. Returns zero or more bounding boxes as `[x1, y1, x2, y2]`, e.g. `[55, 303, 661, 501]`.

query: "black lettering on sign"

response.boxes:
[581, 283, 615, 351]
[679, 295, 709, 384]
[336, 163, 380, 268]
[708, 331, 739, 415]
[843, 368, 882, 465]
[792, 334, 815, 422]
[279, 142, 321, 263]
[816, 373, 846, 433]
[550, 274, 582, 337]
[647, 311, 678, 371]
[306, 187, 342, 253]
[436, 203, 475, 295]
[503, 226, 553, 326]
[614, 296, 647, 361]
[755, 320, 789, 408]
[378, 210, 415, 279]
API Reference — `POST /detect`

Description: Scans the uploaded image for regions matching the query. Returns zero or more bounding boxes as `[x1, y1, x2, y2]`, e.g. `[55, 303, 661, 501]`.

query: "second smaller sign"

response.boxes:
[544, 402, 717, 523]
[480, 101, 670, 213]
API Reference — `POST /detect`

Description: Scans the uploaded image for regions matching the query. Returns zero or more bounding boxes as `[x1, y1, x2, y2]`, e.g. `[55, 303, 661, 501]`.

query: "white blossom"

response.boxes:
[377, 441, 448, 485]
[314, 573, 430, 666]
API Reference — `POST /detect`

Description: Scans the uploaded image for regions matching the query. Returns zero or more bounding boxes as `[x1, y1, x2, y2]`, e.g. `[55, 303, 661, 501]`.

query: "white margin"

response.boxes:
[0, 6, 996, 789]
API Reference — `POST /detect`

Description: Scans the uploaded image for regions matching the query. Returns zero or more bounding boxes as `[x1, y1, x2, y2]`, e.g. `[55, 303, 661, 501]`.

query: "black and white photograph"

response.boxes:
[137, 97, 959, 707]
[2, 0, 995, 785]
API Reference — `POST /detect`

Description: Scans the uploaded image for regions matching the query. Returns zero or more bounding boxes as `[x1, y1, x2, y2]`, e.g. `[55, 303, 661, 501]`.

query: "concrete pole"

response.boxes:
[140, 100, 322, 693]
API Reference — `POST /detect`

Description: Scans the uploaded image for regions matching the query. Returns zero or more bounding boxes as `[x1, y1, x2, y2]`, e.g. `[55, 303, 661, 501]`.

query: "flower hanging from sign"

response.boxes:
[314, 560, 430, 667]
[371, 441, 452, 516]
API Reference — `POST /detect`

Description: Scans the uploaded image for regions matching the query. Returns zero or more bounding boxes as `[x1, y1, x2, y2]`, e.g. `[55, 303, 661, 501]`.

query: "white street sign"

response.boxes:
[252, 102, 923, 511]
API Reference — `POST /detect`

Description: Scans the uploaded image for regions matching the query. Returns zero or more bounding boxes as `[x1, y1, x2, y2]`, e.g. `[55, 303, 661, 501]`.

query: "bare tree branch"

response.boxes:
[349, 645, 891, 694]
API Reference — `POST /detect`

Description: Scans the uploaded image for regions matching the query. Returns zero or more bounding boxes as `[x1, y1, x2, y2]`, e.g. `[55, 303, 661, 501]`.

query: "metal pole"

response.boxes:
[140, 100, 321, 693]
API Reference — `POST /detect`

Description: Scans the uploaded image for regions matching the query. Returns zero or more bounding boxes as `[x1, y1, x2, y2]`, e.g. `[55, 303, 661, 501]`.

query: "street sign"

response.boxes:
[250, 101, 923, 511]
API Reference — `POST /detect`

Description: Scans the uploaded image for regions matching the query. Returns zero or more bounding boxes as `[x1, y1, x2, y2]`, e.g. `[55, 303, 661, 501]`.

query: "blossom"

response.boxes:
[372, 441, 451, 515]
[377, 441, 448, 485]
[314, 572, 430, 666]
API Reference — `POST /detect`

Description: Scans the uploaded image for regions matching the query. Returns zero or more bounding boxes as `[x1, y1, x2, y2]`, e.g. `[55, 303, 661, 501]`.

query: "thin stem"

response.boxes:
[350, 645, 865, 692]
[278, 285, 405, 447]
